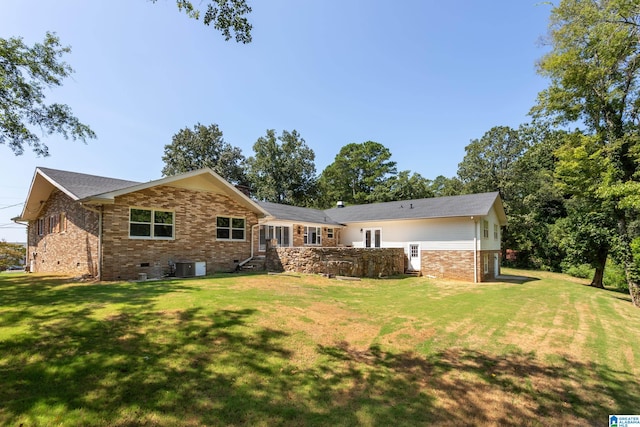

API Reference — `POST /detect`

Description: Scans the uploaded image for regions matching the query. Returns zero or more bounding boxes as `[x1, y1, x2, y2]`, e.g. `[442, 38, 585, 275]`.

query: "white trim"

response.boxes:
[129, 207, 175, 240]
[216, 215, 247, 242]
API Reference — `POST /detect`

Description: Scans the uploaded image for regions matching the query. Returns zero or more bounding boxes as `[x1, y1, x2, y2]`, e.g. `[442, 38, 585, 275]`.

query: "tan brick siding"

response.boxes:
[422, 249, 501, 282]
[421, 250, 475, 282]
[27, 190, 99, 276]
[100, 186, 259, 280]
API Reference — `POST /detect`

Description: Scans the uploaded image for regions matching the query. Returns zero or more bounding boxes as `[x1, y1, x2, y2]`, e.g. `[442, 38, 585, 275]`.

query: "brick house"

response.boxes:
[14, 167, 270, 280]
[15, 167, 507, 282]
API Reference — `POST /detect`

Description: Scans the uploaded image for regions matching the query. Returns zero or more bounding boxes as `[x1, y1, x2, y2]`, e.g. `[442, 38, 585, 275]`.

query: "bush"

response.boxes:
[604, 260, 628, 291]
[562, 263, 593, 279]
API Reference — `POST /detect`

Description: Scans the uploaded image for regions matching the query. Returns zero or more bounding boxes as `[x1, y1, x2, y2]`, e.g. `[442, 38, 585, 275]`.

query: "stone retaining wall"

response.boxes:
[266, 247, 406, 277]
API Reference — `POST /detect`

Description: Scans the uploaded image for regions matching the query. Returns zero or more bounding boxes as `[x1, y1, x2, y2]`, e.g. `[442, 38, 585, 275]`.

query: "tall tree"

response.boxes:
[0, 32, 96, 156]
[457, 125, 529, 198]
[319, 141, 397, 206]
[533, 0, 640, 306]
[428, 175, 464, 197]
[151, 0, 253, 43]
[369, 170, 434, 202]
[161, 123, 247, 185]
[246, 129, 317, 205]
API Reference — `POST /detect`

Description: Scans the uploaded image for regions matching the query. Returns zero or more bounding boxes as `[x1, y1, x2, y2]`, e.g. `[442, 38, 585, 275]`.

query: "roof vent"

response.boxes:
[337, 201, 345, 208]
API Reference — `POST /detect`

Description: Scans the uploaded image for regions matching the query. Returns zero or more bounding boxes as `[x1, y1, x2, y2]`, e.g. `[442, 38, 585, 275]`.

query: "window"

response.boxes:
[60, 213, 67, 233]
[483, 220, 489, 239]
[364, 228, 382, 248]
[327, 228, 334, 239]
[484, 254, 489, 274]
[494, 224, 499, 240]
[304, 226, 321, 245]
[217, 216, 245, 240]
[37, 218, 45, 236]
[259, 225, 290, 250]
[130, 208, 174, 239]
[49, 215, 59, 233]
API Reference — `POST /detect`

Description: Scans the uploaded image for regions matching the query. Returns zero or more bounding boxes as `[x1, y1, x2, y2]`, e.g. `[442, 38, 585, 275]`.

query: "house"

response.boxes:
[258, 193, 507, 282]
[14, 167, 507, 282]
[14, 167, 270, 280]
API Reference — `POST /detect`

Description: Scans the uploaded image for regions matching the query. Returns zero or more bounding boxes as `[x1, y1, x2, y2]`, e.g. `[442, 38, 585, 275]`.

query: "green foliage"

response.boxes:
[562, 263, 594, 280]
[368, 170, 434, 202]
[0, 32, 96, 156]
[318, 141, 397, 206]
[533, 0, 640, 303]
[0, 241, 25, 271]
[161, 122, 247, 185]
[428, 175, 463, 197]
[151, 0, 253, 43]
[246, 129, 317, 205]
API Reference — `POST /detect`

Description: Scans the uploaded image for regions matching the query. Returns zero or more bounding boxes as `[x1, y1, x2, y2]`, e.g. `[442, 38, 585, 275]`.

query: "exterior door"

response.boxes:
[494, 254, 500, 277]
[364, 228, 381, 248]
[409, 243, 420, 271]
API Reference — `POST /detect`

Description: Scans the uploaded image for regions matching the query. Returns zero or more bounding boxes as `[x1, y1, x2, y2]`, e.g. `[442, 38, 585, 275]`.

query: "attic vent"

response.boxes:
[337, 201, 345, 208]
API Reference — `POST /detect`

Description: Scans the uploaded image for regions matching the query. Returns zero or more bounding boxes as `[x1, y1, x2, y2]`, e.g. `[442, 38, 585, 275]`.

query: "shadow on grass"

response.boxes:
[1, 275, 639, 426]
[494, 274, 540, 284]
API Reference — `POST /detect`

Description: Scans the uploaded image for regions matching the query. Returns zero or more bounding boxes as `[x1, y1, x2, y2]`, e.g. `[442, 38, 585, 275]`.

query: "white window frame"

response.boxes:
[494, 224, 499, 240]
[483, 254, 489, 274]
[37, 218, 45, 236]
[129, 208, 175, 240]
[327, 228, 334, 239]
[483, 220, 490, 239]
[304, 226, 322, 245]
[216, 216, 246, 241]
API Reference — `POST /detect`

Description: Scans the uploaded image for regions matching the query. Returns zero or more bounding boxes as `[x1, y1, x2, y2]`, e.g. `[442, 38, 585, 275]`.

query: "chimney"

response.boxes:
[235, 184, 252, 197]
[336, 201, 345, 208]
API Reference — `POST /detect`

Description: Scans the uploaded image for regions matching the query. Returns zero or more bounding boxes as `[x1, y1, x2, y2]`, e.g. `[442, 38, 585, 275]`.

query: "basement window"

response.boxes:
[129, 208, 174, 239]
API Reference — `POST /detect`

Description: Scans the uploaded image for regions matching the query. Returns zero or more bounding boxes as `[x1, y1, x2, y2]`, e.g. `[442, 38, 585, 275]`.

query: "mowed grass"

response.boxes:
[1, 268, 639, 426]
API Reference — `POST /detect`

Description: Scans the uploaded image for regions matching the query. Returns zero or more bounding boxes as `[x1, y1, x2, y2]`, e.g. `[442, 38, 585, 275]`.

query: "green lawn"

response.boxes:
[1, 269, 639, 426]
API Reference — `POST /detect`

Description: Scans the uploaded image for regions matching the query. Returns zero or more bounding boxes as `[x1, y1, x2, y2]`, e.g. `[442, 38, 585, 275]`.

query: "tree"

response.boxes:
[533, 0, 640, 306]
[0, 241, 25, 271]
[369, 170, 434, 202]
[161, 123, 247, 185]
[319, 141, 397, 206]
[457, 126, 529, 198]
[428, 175, 464, 197]
[152, 0, 253, 43]
[0, 32, 96, 156]
[246, 129, 317, 205]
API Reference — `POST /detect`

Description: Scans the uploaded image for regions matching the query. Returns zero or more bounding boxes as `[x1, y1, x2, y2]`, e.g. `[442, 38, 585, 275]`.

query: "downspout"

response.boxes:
[472, 217, 478, 284]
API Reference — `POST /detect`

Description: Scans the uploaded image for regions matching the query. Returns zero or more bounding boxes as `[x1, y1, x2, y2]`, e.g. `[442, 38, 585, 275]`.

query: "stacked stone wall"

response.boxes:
[266, 247, 405, 278]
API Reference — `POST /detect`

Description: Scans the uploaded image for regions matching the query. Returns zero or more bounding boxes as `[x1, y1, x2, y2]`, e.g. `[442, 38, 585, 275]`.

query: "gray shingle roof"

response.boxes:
[256, 201, 343, 226]
[324, 192, 502, 223]
[38, 167, 140, 200]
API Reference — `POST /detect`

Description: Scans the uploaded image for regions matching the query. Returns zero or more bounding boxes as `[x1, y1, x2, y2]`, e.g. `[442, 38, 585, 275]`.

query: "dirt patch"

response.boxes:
[258, 301, 380, 367]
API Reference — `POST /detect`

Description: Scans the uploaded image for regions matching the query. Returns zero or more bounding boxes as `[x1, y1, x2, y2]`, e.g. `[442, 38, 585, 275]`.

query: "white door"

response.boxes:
[494, 254, 500, 277]
[364, 228, 381, 248]
[409, 244, 420, 271]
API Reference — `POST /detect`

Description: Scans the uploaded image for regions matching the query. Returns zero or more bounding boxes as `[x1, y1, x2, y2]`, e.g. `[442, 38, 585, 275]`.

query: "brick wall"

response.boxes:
[266, 247, 405, 277]
[421, 249, 502, 282]
[100, 185, 259, 280]
[27, 190, 99, 276]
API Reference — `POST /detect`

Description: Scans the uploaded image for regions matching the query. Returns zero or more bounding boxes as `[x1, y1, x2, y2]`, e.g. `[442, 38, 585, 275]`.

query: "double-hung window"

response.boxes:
[217, 217, 245, 241]
[130, 208, 174, 239]
[304, 226, 321, 245]
[483, 220, 490, 239]
[494, 224, 499, 240]
[37, 218, 45, 236]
